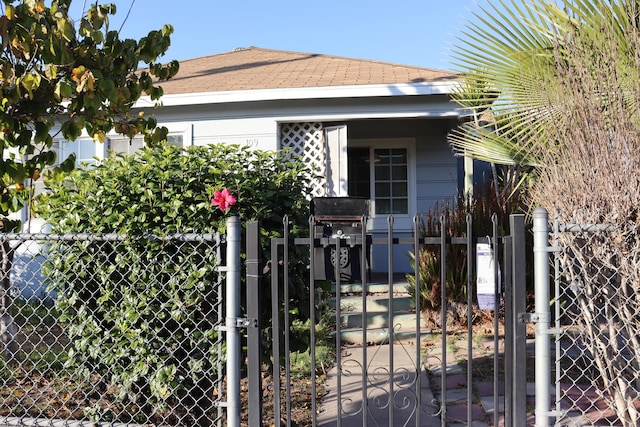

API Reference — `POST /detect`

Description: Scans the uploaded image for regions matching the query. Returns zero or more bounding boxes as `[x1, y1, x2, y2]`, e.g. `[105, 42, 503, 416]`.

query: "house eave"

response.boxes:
[134, 81, 459, 108]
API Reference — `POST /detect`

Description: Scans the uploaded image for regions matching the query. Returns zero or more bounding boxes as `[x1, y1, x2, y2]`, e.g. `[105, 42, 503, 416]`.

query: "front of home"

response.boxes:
[54, 47, 469, 272]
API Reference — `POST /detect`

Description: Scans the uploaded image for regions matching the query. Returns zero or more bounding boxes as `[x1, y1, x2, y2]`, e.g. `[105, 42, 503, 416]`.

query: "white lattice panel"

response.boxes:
[280, 122, 326, 197]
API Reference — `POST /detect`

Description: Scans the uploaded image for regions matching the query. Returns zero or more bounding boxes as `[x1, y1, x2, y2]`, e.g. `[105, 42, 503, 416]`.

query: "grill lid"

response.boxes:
[311, 197, 370, 221]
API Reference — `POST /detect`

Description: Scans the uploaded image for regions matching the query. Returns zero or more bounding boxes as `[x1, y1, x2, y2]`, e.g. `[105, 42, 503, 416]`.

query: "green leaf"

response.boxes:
[59, 153, 76, 172]
[58, 17, 74, 42]
[34, 120, 51, 144]
[54, 80, 73, 100]
[61, 120, 81, 141]
[19, 72, 42, 99]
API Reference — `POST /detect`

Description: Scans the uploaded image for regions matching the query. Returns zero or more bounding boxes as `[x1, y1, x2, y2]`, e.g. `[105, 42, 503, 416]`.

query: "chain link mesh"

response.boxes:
[554, 223, 640, 426]
[0, 232, 225, 426]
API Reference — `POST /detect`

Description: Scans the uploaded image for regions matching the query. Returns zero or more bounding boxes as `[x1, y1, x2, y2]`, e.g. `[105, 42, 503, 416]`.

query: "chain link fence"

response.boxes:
[0, 232, 225, 426]
[553, 219, 640, 426]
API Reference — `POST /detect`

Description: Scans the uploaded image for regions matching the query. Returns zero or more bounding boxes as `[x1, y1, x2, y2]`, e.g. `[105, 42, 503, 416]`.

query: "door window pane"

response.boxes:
[376, 199, 391, 214]
[375, 182, 390, 197]
[373, 148, 408, 214]
[347, 146, 409, 215]
[347, 147, 370, 198]
[376, 166, 390, 180]
[394, 199, 408, 214]
[392, 182, 408, 197]
[392, 166, 407, 180]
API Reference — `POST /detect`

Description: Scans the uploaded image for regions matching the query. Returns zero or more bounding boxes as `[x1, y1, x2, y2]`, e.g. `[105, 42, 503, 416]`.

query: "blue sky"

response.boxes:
[71, 0, 496, 71]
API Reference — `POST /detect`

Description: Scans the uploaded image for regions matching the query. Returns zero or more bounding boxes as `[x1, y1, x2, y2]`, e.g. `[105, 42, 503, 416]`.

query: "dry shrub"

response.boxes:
[532, 2, 640, 424]
[408, 181, 526, 326]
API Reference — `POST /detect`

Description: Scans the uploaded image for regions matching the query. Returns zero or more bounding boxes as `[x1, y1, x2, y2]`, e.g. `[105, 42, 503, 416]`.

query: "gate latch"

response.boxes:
[217, 317, 258, 332]
[236, 317, 258, 328]
[518, 312, 550, 323]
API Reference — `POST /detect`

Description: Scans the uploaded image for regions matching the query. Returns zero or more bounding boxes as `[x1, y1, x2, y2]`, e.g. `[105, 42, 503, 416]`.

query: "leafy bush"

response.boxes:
[40, 143, 312, 236]
[289, 318, 335, 378]
[36, 143, 313, 423]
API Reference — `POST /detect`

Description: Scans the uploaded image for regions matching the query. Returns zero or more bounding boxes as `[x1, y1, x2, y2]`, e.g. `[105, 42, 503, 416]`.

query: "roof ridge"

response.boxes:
[168, 46, 453, 74]
[249, 47, 452, 73]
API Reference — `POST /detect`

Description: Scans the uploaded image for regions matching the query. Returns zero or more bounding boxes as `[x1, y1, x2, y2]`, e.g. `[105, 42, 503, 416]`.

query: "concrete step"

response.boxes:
[329, 294, 416, 314]
[339, 311, 425, 330]
[329, 274, 421, 346]
[339, 324, 431, 345]
[330, 295, 427, 345]
[331, 282, 410, 295]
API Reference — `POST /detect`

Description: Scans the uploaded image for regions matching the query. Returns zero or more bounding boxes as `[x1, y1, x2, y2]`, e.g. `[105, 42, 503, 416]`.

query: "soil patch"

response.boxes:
[241, 372, 326, 427]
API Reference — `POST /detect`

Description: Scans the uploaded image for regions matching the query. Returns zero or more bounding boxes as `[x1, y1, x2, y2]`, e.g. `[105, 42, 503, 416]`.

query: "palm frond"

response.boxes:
[448, 0, 638, 169]
[448, 124, 542, 167]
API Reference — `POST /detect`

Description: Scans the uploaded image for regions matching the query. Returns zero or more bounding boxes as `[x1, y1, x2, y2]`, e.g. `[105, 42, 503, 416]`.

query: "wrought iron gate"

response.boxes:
[244, 212, 530, 426]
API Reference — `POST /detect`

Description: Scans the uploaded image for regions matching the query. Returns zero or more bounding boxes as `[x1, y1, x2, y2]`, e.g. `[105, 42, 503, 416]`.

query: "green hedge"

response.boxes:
[37, 143, 313, 423]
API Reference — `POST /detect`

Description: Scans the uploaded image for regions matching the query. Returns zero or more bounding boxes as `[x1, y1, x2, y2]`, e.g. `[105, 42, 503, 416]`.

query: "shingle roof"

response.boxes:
[155, 47, 457, 95]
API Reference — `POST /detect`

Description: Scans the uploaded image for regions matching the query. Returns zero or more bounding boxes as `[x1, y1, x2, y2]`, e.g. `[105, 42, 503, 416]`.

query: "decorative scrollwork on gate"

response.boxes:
[339, 359, 365, 416]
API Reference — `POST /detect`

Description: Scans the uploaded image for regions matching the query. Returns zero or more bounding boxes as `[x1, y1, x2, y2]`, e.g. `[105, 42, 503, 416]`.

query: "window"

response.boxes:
[167, 134, 184, 147]
[59, 138, 98, 167]
[108, 136, 144, 155]
[348, 139, 414, 216]
[108, 133, 184, 156]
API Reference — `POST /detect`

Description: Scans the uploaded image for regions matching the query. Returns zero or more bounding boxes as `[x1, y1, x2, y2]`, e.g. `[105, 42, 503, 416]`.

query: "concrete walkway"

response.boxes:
[318, 343, 440, 426]
[318, 273, 618, 426]
[317, 341, 536, 426]
[316, 335, 628, 427]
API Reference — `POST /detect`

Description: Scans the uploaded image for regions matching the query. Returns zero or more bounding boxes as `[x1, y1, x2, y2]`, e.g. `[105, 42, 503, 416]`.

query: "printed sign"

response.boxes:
[476, 243, 499, 310]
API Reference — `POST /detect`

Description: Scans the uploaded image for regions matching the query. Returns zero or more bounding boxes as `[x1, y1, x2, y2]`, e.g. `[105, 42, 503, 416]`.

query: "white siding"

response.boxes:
[143, 113, 279, 151]
[414, 133, 458, 215]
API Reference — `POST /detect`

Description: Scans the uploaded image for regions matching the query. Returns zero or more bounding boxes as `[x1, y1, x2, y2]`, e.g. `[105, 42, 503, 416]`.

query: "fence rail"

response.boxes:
[6, 211, 606, 426]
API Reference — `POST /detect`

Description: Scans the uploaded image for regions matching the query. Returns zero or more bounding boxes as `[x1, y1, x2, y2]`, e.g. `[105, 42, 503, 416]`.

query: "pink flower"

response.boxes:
[211, 188, 237, 212]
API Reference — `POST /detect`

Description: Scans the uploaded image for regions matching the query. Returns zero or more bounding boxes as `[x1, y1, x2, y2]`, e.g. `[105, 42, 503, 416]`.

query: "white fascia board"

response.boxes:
[134, 81, 459, 109]
[275, 109, 464, 122]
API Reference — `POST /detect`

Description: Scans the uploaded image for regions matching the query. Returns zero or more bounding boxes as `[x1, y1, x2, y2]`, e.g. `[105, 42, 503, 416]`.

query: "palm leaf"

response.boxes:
[449, 0, 638, 173]
[449, 123, 542, 166]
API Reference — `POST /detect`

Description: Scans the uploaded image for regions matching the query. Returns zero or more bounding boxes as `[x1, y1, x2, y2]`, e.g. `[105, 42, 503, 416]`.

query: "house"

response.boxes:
[55, 47, 470, 272]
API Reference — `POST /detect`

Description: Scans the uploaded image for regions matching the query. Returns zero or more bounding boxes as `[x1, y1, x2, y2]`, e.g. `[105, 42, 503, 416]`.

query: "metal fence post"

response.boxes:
[503, 232, 514, 427]
[226, 216, 242, 427]
[270, 236, 281, 425]
[533, 208, 551, 427]
[246, 221, 262, 426]
[508, 214, 527, 426]
[439, 214, 447, 427]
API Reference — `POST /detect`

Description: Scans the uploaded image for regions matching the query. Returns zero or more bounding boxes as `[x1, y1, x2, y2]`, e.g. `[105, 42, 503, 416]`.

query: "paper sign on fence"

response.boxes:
[476, 242, 499, 310]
